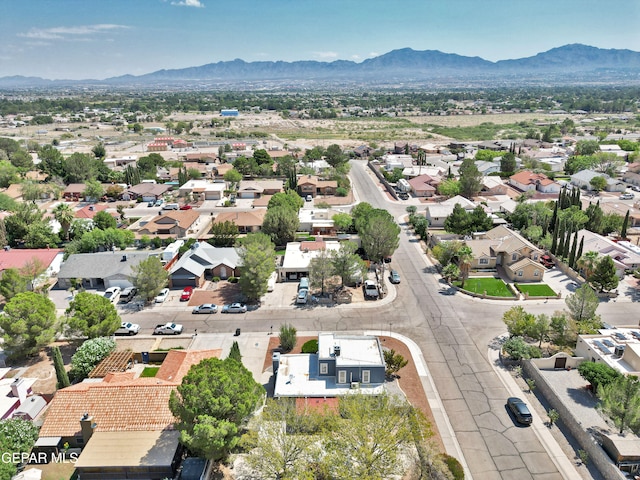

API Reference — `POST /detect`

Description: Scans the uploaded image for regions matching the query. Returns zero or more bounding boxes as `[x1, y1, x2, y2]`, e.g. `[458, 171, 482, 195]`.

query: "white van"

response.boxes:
[267, 272, 277, 292]
[162, 203, 179, 210]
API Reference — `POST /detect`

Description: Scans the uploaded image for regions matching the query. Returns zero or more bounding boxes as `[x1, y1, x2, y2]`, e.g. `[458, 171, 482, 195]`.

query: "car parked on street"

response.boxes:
[222, 303, 247, 313]
[192, 304, 218, 314]
[620, 193, 634, 200]
[153, 322, 183, 335]
[103, 287, 121, 304]
[180, 204, 192, 210]
[507, 397, 533, 425]
[180, 286, 193, 301]
[155, 288, 170, 303]
[390, 270, 401, 284]
[115, 322, 140, 336]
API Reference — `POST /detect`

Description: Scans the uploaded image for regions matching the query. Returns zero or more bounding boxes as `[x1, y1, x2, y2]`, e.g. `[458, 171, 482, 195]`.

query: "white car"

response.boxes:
[222, 303, 247, 313]
[153, 322, 183, 335]
[620, 193, 634, 200]
[155, 288, 170, 303]
[103, 287, 121, 304]
[118, 322, 140, 335]
[192, 304, 218, 314]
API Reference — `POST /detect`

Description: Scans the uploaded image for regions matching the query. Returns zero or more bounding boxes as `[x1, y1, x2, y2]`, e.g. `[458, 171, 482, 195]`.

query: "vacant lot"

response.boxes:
[455, 277, 515, 297]
[515, 283, 557, 297]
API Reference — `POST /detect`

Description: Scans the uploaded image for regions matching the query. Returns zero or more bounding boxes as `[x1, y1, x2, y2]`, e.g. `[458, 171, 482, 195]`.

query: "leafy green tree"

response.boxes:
[64, 152, 104, 184]
[262, 206, 299, 246]
[598, 375, 640, 434]
[169, 357, 265, 460]
[237, 233, 276, 302]
[411, 215, 429, 240]
[575, 140, 600, 156]
[444, 204, 470, 235]
[578, 361, 622, 391]
[590, 255, 619, 292]
[66, 292, 121, 338]
[228, 341, 242, 363]
[93, 210, 117, 230]
[359, 210, 400, 263]
[69, 337, 116, 381]
[129, 256, 168, 302]
[351, 202, 375, 232]
[502, 306, 536, 337]
[309, 248, 333, 296]
[332, 212, 353, 232]
[441, 263, 460, 282]
[383, 349, 408, 377]
[509, 202, 553, 231]
[458, 158, 482, 199]
[330, 241, 366, 287]
[83, 179, 104, 201]
[530, 314, 550, 348]
[268, 190, 304, 212]
[325, 144, 347, 168]
[52, 345, 70, 389]
[92, 143, 106, 159]
[431, 240, 463, 266]
[589, 175, 607, 192]
[0, 292, 58, 359]
[503, 336, 536, 361]
[0, 419, 39, 479]
[24, 221, 59, 248]
[549, 311, 575, 347]
[0, 268, 29, 301]
[253, 149, 272, 165]
[208, 220, 239, 247]
[0, 160, 19, 188]
[223, 168, 242, 184]
[38, 144, 66, 180]
[10, 149, 34, 170]
[437, 178, 461, 197]
[279, 323, 297, 352]
[565, 284, 599, 323]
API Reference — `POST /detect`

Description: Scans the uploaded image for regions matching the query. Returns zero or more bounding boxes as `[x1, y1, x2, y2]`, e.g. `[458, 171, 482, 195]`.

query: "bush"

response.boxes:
[228, 276, 239, 283]
[441, 454, 465, 480]
[301, 339, 318, 354]
[502, 336, 538, 361]
[336, 187, 348, 197]
[212, 276, 221, 282]
[279, 323, 297, 352]
[69, 337, 116, 381]
[578, 361, 622, 391]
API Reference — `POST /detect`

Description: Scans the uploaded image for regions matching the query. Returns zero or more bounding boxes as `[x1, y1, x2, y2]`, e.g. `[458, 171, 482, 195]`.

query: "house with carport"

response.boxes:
[279, 240, 342, 281]
[169, 241, 241, 287]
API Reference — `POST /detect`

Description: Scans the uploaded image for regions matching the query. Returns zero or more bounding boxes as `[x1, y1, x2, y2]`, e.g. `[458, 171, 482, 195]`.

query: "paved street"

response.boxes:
[117, 160, 639, 479]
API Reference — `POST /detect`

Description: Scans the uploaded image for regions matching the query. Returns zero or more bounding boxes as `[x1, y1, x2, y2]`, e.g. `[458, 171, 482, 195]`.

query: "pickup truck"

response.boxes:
[114, 322, 140, 336]
[153, 323, 183, 335]
[363, 280, 379, 299]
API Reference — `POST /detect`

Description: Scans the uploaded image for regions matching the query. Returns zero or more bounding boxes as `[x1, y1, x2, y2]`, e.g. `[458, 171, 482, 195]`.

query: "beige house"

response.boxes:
[212, 209, 267, 233]
[298, 175, 338, 198]
[137, 210, 204, 238]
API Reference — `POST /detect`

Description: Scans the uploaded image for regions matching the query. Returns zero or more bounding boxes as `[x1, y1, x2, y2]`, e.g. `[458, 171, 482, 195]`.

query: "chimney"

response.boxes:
[121, 255, 127, 262]
[10, 378, 27, 405]
[333, 345, 341, 357]
[80, 413, 96, 444]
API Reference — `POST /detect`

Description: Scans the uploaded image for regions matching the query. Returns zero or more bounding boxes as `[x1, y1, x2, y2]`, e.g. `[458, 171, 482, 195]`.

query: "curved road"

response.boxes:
[123, 160, 637, 479]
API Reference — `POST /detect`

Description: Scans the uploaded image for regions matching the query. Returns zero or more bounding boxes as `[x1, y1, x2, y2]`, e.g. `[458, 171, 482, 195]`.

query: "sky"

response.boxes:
[2, 0, 639, 80]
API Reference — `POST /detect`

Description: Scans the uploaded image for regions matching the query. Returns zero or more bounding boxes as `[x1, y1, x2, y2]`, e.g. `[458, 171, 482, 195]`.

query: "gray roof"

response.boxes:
[170, 242, 241, 276]
[58, 252, 156, 280]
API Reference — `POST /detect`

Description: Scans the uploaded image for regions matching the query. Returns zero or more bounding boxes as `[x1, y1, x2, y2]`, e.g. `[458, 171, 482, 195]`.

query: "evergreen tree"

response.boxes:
[228, 341, 242, 363]
[550, 218, 559, 255]
[568, 231, 578, 268]
[591, 256, 619, 292]
[178, 166, 188, 186]
[555, 223, 565, 257]
[52, 346, 70, 389]
[576, 237, 584, 266]
[621, 210, 630, 239]
[562, 226, 573, 259]
[549, 201, 558, 233]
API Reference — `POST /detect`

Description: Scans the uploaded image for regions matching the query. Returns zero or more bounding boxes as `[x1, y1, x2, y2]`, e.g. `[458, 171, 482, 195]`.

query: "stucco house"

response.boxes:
[298, 209, 338, 235]
[169, 241, 241, 287]
[509, 171, 561, 194]
[570, 170, 626, 192]
[279, 240, 342, 281]
[136, 210, 204, 239]
[212, 209, 266, 234]
[124, 182, 171, 202]
[237, 180, 284, 199]
[273, 332, 386, 398]
[408, 175, 439, 197]
[297, 175, 338, 198]
[178, 180, 226, 201]
[481, 176, 508, 195]
[425, 195, 476, 228]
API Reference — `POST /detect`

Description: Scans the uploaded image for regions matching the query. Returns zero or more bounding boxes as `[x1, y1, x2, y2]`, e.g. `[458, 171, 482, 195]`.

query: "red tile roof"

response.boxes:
[156, 349, 222, 383]
[0, 248, 62, 273]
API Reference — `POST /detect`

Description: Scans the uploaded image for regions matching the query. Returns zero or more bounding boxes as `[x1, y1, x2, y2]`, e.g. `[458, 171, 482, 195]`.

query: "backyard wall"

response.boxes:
[367, 161, 399, 200]
[522, 360, 626, 480]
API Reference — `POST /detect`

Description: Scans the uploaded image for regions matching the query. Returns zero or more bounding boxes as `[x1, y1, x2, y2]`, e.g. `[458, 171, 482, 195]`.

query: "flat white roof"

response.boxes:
[281, 241, 341, 270]
[318, 333, 384, 367]
[579, 327, 640, 374]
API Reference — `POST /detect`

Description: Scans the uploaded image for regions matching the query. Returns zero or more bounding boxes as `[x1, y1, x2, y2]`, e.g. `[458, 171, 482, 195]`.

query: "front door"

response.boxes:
[220, 266, 227, 279]
[554, 357, 567, 369]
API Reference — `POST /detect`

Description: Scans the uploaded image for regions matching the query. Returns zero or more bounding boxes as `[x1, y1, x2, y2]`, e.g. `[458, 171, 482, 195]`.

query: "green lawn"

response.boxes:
[140, 367, 159, 377]
[454, 278, 515, 297]
[515, 283, 557, 297]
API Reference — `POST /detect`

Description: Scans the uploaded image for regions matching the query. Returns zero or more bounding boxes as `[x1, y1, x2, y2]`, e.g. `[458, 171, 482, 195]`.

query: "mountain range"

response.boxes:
[2, 44, 640, 89]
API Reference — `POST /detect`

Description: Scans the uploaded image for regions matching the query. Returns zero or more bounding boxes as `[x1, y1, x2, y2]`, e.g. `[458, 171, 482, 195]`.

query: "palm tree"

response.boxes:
[53, 203, 75, 241]
[458, 245, 474, 289]
[577, 251, 600, 281]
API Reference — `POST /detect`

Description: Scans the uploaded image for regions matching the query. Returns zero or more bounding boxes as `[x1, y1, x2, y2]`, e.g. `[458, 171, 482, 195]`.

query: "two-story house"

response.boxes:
[297, 175, 338, 198]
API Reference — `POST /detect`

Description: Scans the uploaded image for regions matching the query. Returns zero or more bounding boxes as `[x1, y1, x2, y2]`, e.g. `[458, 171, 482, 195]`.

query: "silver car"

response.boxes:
[192, 304, 218, 314]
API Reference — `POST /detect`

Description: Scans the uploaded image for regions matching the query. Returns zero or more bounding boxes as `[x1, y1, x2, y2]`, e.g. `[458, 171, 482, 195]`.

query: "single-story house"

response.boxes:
[74, 204, 118, 221]
[237, 180, 284, 198]
[274, 332, 386, 398]
[297, 175, 338, 198]
[169, 241, 241, 286]
[137, 210, 204, 239]
[622, 171, 640, 187]
[509, 171, 561, 194]
[0, 247, 64, 285]
[575, 229, 640, 277]
[57, 251, 158, 290]
[0, 370, 45, 421]
[279, 240, 342, 281]
[185, 152, 217, 163]
[481, 176, 508, 195]
[124, 182, 172, 202]
[425, 195, 477, 228]
[178, 180, 226, 201]
[62, 184, 86, 201]
[212, 209, 266, 234]
[103, 155, 137, 170]
[475, 161, 501, 175]
[571, 170, 626, 192]
[408, 175, 439, 197]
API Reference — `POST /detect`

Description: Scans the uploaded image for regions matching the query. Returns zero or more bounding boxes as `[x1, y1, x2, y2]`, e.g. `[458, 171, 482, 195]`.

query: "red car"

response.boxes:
[180, 204, 192, 210]
[180, 286, 193, 301]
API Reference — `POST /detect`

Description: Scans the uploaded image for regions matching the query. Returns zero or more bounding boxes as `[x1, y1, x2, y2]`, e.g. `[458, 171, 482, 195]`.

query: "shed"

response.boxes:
[601, 433, 640, 473]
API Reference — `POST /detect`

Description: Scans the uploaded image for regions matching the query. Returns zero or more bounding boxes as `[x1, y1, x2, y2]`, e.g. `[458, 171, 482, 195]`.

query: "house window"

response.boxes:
[518, 270, 523, 277]
[338, 370, 347, 384]
[362, 370, 370, 384]
[320, 363, 328, 375]
[534, 270, 539, 276]
[512, 253, 518, 261]
[479, 258, 489, 265]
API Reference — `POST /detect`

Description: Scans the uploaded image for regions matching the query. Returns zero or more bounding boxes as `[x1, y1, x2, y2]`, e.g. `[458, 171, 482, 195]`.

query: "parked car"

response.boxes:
[180, 204, 192, 210]
[539, 255, 555, 269]
[180, 286, 193, 301]
[119, 287, 138, 303]
[153, 322, 183, 335]
[390, 270, 401, 284]
[154, 199, 163, 207]
[632, 186, 640, 192]
[363, 280, 379, 299]
[103, 287, 121, 304]
[398, 192, 409, 200]
[116, 322, 140, 336]
[155, 288, 170, 303]
[147, 201, 155, 207]
[507, 397, 533, 425]
[192, 304, 218, 314]
[296, 289, 309, 304]
[305, 195, 313, 202]
[222, 303, 247, 313]
[620, 193, 634, 200]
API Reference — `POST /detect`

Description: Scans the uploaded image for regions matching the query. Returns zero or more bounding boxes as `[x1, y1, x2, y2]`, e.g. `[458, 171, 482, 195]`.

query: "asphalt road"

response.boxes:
[121, 160, 638, 479]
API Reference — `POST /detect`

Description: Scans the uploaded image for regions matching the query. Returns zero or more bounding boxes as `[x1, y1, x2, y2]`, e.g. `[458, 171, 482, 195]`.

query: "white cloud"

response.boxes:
[368, 52, 379, 57]
[18, 24, 128, 41]
[171, 0, 204, 7]
[312, 51, 338, 59]
[351, 54, 361, 60]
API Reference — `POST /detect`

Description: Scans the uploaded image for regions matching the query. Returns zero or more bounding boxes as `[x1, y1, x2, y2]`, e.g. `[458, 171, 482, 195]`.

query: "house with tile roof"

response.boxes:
[36, 349, 220, 479]
[0, 247, 64, 284]
[237, 179, 284, 198]
[297, 175, 338, 198]
[574, 229, 640, 278]
[136, 210, 204, 239]
[212, 209, 266, 234]
[169, 241, 241, 287]
[509, 171, 561, 194]
[407, 174, 439, 197]
[62, 184, 86, 201]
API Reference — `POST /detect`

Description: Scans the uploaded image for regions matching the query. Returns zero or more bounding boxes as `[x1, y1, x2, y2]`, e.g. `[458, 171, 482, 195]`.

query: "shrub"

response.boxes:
[441, 454, 465, 480]
[279, 323, 297, 352]
[228, 276, 239, 283]
[502, 336, 537, 361]
[578, 361, 622, 391]
[69, 337, 116, 381]
[212, 276, 221, 282]
[336, 187, 348, 197]
[301, 339, 318, 354]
